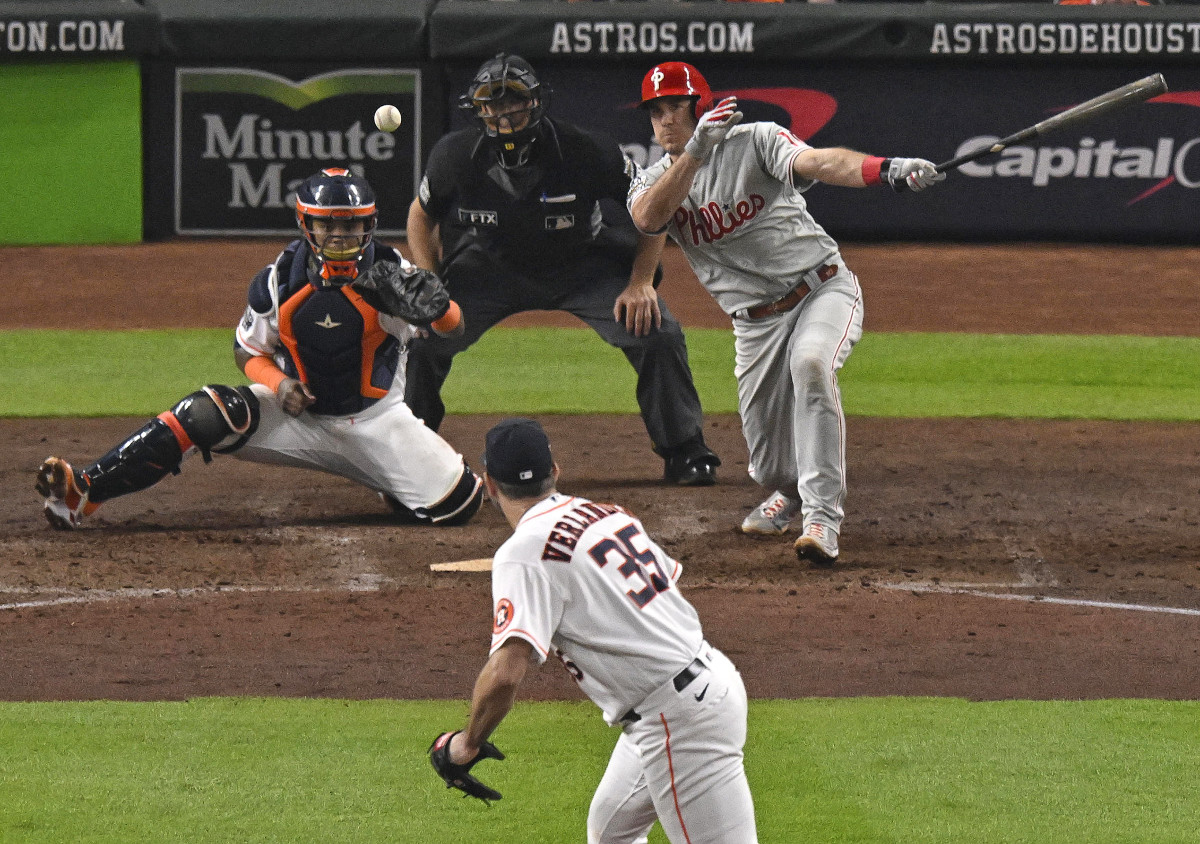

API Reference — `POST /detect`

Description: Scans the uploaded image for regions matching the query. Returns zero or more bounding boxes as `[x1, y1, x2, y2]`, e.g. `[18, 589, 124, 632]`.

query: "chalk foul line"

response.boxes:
[0, 579, 392, 612]
[876, 581, 1200, 617]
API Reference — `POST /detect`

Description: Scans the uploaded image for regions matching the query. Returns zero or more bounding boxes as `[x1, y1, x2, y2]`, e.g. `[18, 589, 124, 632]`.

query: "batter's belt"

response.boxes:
[739, 263, 839, 320]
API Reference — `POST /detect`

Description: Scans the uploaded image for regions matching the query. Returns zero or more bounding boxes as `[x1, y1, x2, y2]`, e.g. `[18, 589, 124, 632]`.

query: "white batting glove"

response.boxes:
[684, 96, 743, 163]
[884, 158, 946, 193]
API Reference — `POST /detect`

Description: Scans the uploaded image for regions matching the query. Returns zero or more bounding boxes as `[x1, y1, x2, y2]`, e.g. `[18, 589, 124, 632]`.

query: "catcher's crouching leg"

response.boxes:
[83, 385, 259, 504]
[382, 464, 483, 526]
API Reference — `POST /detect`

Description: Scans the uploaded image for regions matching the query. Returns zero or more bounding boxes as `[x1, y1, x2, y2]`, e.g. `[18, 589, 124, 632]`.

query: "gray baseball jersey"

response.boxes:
[630, 121, 841, 315]
[629, 120, 864, 538]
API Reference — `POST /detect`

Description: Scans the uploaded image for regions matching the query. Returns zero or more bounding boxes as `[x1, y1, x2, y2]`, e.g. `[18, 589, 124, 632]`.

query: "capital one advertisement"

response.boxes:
[175, 67, 422, 236]
[523, 62, 1199, 243]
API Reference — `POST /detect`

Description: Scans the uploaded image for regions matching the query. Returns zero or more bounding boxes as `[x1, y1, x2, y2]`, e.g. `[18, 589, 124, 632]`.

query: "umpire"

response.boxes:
[404, 53, 720, 486]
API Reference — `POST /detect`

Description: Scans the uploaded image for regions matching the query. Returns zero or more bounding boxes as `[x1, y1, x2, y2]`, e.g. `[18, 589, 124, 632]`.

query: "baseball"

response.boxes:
[374, 104, 403, 133]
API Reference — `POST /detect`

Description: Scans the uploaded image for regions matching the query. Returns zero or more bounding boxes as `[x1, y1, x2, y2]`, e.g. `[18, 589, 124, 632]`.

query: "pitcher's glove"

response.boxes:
[350, 260, 451, 327]
[429, 731, 505, 804]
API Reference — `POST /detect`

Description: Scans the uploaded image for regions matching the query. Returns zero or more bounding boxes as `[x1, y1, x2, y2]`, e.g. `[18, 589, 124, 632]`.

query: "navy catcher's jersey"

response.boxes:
[417, 118, 633, 272]
[236, 241, 414, 417]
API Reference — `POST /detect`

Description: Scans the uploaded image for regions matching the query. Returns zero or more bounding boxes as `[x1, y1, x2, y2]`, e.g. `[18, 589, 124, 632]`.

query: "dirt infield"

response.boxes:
[2, 241, 1198, 702]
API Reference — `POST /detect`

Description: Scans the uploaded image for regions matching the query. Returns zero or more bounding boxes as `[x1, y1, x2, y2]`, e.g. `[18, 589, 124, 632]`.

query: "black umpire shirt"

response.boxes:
[417, 118, 635, 276]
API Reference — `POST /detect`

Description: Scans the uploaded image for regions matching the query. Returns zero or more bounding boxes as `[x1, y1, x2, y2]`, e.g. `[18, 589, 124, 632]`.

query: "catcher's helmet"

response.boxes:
[460, 53, 549, 168]
[294, 167, 377, 283]
[640, 62, 713, 119]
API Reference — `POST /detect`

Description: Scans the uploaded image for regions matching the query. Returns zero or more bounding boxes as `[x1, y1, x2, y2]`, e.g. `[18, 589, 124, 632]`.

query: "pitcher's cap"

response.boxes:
[483, 417, 553, 484]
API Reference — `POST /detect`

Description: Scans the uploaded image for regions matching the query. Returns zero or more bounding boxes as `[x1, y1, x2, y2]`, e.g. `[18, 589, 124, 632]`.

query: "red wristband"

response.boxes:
[862, 156, 886, 186]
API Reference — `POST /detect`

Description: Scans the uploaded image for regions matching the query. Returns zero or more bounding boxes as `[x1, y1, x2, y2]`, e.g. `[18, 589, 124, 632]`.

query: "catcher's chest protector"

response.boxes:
[275, 253, 398, 416]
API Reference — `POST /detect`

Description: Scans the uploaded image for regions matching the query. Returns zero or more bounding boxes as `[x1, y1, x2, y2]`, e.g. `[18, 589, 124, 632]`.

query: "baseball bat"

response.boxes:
[935, 73, 1168, 173]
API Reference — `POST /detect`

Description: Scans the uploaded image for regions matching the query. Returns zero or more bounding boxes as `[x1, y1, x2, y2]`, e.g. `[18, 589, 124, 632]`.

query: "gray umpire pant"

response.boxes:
[404, 242, 707, 457]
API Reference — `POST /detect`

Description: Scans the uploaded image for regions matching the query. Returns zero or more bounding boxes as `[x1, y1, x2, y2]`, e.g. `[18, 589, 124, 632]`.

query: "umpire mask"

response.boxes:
[461, 53, 549, 169]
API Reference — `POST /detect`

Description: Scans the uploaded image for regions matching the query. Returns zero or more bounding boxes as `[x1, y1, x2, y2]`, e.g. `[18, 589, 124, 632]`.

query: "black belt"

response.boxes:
[619, 657, 706, 725]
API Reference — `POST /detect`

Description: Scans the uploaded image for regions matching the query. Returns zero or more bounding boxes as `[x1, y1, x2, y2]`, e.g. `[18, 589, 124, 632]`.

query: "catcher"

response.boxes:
[35, 167, 483, 529]
[430, 418, 758, 842]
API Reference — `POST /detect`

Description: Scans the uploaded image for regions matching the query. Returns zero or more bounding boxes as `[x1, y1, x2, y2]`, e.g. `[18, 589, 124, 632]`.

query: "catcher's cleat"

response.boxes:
[663, 442, 721, 487]
[35, 457, 99, 530]
[794, 522, 839, 568]
[741, 491, 801, 536]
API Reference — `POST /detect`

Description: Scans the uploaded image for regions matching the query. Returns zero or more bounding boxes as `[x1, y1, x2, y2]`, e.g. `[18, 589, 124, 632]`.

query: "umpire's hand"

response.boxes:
[614, 281, 663, 337]
[278, 378, 316, 417]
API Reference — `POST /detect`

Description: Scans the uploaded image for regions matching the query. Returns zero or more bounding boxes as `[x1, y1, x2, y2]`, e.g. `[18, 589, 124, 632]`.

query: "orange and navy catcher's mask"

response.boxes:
[294, 167, 378, 283]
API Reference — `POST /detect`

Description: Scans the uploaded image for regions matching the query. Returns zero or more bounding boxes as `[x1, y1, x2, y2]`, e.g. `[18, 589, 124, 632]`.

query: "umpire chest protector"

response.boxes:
[267, 242, 401, 416]
[424, 119, 629, 270]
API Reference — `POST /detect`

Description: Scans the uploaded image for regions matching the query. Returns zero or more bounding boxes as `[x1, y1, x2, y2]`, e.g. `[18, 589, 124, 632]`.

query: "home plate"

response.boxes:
[430, 558, 493, 572]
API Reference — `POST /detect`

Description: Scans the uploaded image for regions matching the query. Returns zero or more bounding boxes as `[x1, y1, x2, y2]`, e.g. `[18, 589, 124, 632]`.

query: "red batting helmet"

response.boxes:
[640, 62, 713, 118]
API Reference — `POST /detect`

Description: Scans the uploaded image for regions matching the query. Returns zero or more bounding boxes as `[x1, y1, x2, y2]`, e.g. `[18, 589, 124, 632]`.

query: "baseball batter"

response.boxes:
[628, 62, 944, 566]
[35, 168, 483, 530]
[430, 418, 758, 843]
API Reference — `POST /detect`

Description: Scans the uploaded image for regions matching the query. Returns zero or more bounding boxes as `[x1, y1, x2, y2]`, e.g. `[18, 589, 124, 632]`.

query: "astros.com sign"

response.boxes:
[549, 20, 754, 55]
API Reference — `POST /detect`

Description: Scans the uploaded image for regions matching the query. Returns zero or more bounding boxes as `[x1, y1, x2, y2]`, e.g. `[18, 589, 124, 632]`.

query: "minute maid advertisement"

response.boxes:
[175, 68, 420, 236]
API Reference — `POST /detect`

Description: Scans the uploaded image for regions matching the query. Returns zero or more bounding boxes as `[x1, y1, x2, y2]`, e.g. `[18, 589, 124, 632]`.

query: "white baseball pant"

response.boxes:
[587, 646, 758, 844]
[733, 268, 863, 532]
[234, 381, 468, 512]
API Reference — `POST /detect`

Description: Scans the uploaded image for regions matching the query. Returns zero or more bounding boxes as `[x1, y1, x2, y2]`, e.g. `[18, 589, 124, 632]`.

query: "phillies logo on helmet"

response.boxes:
[641, 62, 713, 118]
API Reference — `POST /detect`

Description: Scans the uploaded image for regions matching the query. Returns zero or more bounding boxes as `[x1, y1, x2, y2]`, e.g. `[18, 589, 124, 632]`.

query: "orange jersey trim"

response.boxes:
[660, 714, 695, 844]
[492, 630, 548, 660]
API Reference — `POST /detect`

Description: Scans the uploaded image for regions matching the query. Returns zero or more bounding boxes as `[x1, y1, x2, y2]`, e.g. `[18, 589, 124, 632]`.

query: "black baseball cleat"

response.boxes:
[663, 445, 721, 487]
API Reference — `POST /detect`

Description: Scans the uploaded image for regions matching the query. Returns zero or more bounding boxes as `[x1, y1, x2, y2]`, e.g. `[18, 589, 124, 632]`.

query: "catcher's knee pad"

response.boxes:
[385, 465, 483, 526]
[163, 385, 260, 461]
[427, 465, 484, 526]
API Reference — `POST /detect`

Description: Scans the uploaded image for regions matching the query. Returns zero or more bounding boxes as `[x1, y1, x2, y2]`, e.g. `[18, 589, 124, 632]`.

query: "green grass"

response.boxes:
[2, 327, 1198, 420]
[1, 698, 1196, 844]
[4, 325, 1199, 842]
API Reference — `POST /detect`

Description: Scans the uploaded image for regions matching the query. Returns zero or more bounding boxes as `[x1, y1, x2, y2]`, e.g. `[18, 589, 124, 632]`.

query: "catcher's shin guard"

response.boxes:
[382, 465, 484, 526]
[83, 385, 259, 504]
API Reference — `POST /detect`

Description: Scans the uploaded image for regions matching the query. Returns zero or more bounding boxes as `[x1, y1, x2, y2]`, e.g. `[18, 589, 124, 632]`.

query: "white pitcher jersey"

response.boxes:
[629, 121, 842, 315]
[489, 493, 705, 725]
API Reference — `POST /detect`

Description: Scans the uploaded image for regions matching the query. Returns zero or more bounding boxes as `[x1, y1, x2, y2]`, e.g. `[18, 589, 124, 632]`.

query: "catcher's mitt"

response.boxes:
[350, 260, 451, 326]
[429, 731, 505, 804]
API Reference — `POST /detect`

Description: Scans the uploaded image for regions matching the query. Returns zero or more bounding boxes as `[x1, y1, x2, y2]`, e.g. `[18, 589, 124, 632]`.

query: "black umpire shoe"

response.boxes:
[662, 442, 721, 486]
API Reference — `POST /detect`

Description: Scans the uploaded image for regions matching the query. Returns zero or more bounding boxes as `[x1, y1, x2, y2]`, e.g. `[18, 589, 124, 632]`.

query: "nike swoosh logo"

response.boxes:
[694, 683, 709, 702]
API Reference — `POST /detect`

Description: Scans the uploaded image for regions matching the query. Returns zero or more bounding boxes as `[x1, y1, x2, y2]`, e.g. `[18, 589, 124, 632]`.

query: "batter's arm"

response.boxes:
[405, 197, 443, 271]
[450, 638, 535, 763]
[794, 147, 944, 193]
[792, 147, 874, 188]
[629, 153, 702, 234]
[613, 231, 666, 337]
